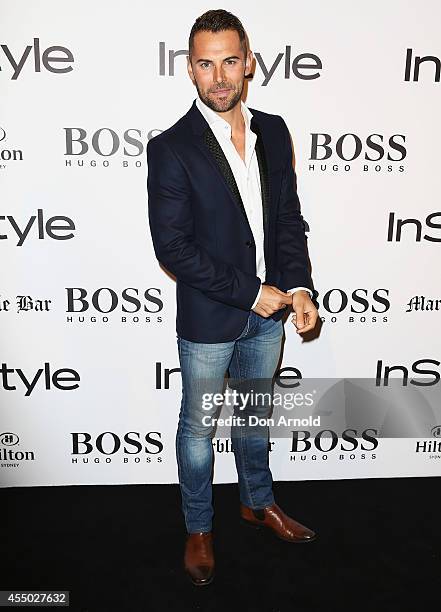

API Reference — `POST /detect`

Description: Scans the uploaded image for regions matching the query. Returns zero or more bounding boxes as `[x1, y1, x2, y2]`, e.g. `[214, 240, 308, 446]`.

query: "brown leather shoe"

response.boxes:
[184, 532, 215, 586]
[240, 503, 316, 543]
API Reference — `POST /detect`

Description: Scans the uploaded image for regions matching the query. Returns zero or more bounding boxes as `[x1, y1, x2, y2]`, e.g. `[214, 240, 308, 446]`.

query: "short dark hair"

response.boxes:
[188, 9, 247, 60]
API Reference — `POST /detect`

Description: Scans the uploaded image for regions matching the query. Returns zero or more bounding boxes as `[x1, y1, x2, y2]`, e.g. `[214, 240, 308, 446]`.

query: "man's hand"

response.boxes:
[290, 290, 318, 334]
[252, 285, 292, 317]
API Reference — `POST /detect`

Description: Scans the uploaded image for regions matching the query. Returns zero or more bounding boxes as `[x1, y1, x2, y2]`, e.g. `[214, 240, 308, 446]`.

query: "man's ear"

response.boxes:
[187, 56, 195, 84]
[245, 49, 253, 75]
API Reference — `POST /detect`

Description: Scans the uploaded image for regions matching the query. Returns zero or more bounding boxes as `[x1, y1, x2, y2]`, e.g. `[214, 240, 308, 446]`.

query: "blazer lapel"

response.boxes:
[186, 100, 271, 241]
[250, 117, 270, 243]
[203, 126, 249, 223]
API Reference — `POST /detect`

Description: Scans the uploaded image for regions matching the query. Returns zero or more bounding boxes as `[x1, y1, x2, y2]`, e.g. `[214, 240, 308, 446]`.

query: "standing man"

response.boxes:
[147, 9, 319, 586]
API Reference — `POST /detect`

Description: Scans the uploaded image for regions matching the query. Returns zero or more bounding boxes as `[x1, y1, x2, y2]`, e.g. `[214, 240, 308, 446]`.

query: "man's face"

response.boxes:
[187, 29, 252, 113]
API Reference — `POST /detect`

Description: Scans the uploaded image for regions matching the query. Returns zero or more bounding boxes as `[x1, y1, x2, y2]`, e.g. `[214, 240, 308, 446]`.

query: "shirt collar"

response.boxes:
[195, 96, 253, 139]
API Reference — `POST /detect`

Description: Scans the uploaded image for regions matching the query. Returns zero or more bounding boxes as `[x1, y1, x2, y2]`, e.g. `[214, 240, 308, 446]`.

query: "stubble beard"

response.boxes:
[194, 77, 244, 113]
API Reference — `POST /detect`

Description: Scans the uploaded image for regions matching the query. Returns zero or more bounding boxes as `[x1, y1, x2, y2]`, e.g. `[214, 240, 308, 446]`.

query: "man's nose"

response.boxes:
[213, 64, 225, 82]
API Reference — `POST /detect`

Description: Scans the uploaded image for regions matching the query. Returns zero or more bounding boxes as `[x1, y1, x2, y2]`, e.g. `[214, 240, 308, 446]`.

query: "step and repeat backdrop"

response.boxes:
[1, 0, 440, 487]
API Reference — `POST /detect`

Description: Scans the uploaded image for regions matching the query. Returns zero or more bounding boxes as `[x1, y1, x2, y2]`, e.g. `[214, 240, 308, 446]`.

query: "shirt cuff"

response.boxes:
[287, 286, 313, 298]
[251, 283, 263, 309]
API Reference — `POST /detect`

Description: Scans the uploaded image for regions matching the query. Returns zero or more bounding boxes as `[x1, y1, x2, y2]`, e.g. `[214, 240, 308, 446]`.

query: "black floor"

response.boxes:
[3, 477, 441, 612]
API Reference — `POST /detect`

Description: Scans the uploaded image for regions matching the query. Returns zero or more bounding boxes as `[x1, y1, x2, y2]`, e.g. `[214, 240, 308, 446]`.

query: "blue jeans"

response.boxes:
[176, 310, 284, 533]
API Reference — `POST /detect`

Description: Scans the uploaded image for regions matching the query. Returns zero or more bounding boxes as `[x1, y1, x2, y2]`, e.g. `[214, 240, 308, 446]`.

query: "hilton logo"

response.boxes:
[0, 432, 36, 465]
[415, 440, 441, 453]
[431, 425, 441, 438]
[0, 127, 24, 170]
[414, 425, 441, 458]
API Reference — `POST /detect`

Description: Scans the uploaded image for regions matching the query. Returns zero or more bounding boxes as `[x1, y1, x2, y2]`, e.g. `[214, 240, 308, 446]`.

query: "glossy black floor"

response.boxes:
[4, 477, 440, 612]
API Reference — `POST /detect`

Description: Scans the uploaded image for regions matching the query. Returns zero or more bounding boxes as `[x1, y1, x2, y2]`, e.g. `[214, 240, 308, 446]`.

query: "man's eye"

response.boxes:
[201, 62, 211, 69]
[226, 60, 236, 65]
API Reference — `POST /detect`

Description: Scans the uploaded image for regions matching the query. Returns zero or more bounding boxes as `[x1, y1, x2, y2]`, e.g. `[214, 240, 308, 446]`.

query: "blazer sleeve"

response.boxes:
[147, 136, 261, 310]
[276, 118, 314, 293]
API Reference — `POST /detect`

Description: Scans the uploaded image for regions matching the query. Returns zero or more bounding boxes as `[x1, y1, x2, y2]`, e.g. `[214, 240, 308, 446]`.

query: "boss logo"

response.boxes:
[290, 428, 379, 452]
[71, 432, 163, 455]
[310, 133, 406, 162]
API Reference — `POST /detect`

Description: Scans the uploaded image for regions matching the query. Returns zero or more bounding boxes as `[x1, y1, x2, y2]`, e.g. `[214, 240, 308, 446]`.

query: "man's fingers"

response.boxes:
[296, 322, 315, 334]
[253, 305, 271, 317]
[272, 286, 289, 296]
[291, 310, 318, 333]
[281, 293, 293, 304]
[293, 306, 305, 328]
[271, 296, 291, 312]
[272, 288, 293, 303]
[255, 285, 297, 316]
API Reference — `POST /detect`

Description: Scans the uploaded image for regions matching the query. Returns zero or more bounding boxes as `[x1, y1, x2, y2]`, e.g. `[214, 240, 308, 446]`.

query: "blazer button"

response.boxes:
[245, 240, 255, 247]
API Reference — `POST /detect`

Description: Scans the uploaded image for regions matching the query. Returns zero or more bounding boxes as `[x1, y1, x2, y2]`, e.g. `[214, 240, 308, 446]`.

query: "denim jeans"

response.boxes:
[176, 310, 284, 533]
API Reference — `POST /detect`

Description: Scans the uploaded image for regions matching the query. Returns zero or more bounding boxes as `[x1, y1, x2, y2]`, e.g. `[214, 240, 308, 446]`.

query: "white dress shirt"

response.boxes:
[195, 97, 312, 309]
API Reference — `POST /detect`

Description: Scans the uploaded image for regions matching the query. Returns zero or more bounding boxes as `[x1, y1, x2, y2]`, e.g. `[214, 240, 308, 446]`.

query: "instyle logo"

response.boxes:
[316, 288, 390, 324]
[0, 362, 80, 396]
[158, 42, 322, 86]
[65, 287, 164, 325]
[64, 128, 161, 168]
[0, 127, 24, 170]
[0, 209, 76, 246]
[155, 361, 181, 389]
[0, 38, 74, 80]
[154, 362, 305, 390]
[404, 48, 440, 83]
[387, 212, 441, 243]
[289, 428, 378, 462]
[0, 432, 36, 465]
[71, 431, 164, 464]
[375, 359, 440, 386]
[308, 133, 406, 174]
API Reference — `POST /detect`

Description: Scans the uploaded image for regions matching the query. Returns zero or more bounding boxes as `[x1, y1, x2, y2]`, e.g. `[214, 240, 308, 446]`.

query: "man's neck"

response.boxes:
[216, 100, 244, 134]
[199, 96, 245, 134]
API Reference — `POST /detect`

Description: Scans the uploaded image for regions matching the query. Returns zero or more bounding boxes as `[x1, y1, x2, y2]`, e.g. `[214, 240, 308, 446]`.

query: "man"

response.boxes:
[147, 9, 319, 586]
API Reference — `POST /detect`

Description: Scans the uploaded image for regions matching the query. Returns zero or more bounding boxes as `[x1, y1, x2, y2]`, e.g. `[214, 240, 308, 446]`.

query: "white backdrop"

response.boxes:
[1, 0, 440, 487]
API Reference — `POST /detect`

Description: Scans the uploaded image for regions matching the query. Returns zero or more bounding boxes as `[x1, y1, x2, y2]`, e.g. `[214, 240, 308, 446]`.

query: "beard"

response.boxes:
[195, 78, 244, 113]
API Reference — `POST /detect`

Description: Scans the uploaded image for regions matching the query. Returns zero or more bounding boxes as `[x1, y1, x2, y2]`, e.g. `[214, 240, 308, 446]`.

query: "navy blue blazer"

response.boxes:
[147, 99, 314, 342]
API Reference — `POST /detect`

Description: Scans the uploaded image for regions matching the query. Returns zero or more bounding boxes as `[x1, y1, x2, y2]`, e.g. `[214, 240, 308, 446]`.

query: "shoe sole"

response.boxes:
[240, 517, 317, 543]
